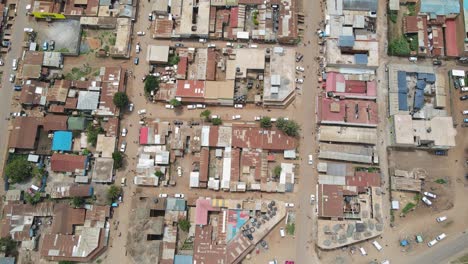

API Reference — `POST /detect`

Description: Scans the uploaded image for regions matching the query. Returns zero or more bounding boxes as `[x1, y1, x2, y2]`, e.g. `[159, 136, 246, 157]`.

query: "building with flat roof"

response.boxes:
[263, 47, 296, 107]
[146, 45, 169, 64]
[95, 135, 116, 158]
[204, 80, 235, 105]
[319, 126, 377, 145]
[175, 80, 205, 102]
[318, 98, 378, 127]
[109, 18, 131, 58]
[91, 158, 114, 183]
[226, 48, 265, 80]
[174, 0, 210, 38]
[325, 72, 377, 99]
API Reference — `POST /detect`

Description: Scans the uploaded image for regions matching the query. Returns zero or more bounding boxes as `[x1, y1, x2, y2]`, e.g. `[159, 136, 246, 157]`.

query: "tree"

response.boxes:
[273, 165, 282, 178]
[112, 152, 123, 169]
[113, 92, 129, 108]
[388, 37, 411, 56]
[200, 110, 212, 121]
[0, 237, 17, 256]
[276, 118, 300, 137]
[87, 123, 104, 147]
[25, 192, 41, 205]
[169, 98, 182, 107]
[211, 117, 222, 126]
[107, 185, 122, 204]
[155, 170, 164, 178]
[168, 54, 180, 66]
[260, 116, 272, 128]
[276, 117, 288, 131]
[144, 76, 159, 95]
[5, 157, 33, 184]
[178, 219, 191, 232]
[71, 197, 85, 208]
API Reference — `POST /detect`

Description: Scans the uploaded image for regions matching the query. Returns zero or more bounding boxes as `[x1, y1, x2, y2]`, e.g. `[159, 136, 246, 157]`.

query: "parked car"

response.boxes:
[24, 27, 33, 33]
[177, 166, 182, 177]
[232, 115, 241, 120]
[211, 115, 219, 119]
[121, 177, 126, 187]
[165, 104, 174, 109]
[196, 104, 206, 109]
[359, 247, 367, 256]
[175, 43, 184, 47]
[128, 103, 134, 112]
[136, 31, 146, 36]
[285, 203, 295, 208]
[424, 191, 437, 199]
[208, 43, 216, 48]
[42, 41, 48, 51]
[199, 38, 207, 43]
[464, 118, 468, 123]
[136, 43, 141, 54]
[234, 104, 243, 109]
[121, 128, 127, 137]
[434, 150, 447, 156]
[226, 42, 234, 47]
[158, 193, 168, 198]
[463, 110, 468, 115]
[137, 109, 147, 115]
[308, 154, 313, 165]
[296, 66, 305, 72]
[187, 105, 197, 110]
[433, 60, 442, 66]
[12, 59, 17, 71]
[254, 116, 262, 121]
[408, 56, 418, 62]
[460, 95, 468, 100]
[148, 13, 153, 21]
[310, 194, 315, 204]
[422, 196, 432, 206]
[461, 87, 468, 92]
[9, 74, 15, 83]
[120, 142, 127, 152]
[295, 78, 304, 84]
[427, 239, 438, 247]
[49, 40, 55, 50]
[279, 228, 285, 237]
[296, 54, 303, 62]
[436, 233, 447, 241]
[174, 193, 185, 198]
[436, 216, 447, 223]
[134, 57, 139, 65]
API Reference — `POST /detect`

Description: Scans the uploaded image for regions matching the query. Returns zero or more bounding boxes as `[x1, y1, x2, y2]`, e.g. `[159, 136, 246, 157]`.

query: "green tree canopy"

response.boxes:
[200, 110, 212, 121]
[260, 116, 272, 128]
[0, 237, 17, 256]
[87, 123, 104, 147]
[211, 118, 222, 126]
[5, 157, 33, 184]
[107, 185, 122, 204]
[388, 37, 411, 56]
[144, 76, 160, 95]
[113, 92, 129, 108]
[112, 152, 123, 169]
[169, 98, 182, 107]
[273, 165, 282, 178]
[178, 219, 191, 232]
[25, 192, 41, 205]
[155, 170, 164, 178]
[71, 197, 85, 208]
[276, 118, 300, 137]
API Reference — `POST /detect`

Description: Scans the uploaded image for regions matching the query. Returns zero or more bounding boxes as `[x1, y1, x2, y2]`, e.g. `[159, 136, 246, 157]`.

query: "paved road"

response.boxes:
[407, 231, 468, 264]
[0, 1, 30, 186]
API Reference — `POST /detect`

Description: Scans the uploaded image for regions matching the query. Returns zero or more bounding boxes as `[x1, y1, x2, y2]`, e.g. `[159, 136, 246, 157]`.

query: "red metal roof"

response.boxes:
[445, 19, 459, 57]
[195, 199, 218, 226]
[346, 171, 381, 187]
[43, 115, 68, 131]
[175, 80, 205, 98]
[177, 57, 188, 78]
[230, 7, 239, 28]
[139, 127, 149, 145]
[318, 184, 344, 218]
[51, 154, 87, 172]
[318, 98, 378, 126]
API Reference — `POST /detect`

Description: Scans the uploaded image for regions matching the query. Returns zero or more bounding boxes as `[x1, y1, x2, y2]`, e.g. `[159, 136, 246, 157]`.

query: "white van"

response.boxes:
[436, 216, 447, 222]
[372, 241, 383, 251]
[12, 59, 17, 71]
[359, 247, 367, 256]
[279, 227, 285, 237]
[427, 239, 438, 247]
[461, 87, 468, 92]
[463, 110, 468, 115]
[137, 109, 147, 115]
[424, 191, 437, 199]
[199, 38, 207, 43]
[436, 233, 446, 241]
[422, 196, 432, 206]
[121, 177, 127, 187]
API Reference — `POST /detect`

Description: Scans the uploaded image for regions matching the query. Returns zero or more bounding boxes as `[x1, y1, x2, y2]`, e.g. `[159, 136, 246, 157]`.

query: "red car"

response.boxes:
[285, 262, 295, 264]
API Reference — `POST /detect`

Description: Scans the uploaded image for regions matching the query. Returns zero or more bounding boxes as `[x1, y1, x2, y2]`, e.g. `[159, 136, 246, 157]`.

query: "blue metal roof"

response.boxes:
[398, 71, 407, 93]
[354, 54, 368, 65]
[0, 257, 15, 264]
[420, 0, 460, 18]
[52, 131, 73, 151]
[426, 73, 436, 83]
[398, 92, 408, 111]
[414, 89, 425, 109]
[174, 255, 193, 264]
[343, 0, 378, 12]
[338, 35, 355, 47]
[418, 73, 426, 80]
[416, 80, 426, 90]
[166, 198, 186, 211]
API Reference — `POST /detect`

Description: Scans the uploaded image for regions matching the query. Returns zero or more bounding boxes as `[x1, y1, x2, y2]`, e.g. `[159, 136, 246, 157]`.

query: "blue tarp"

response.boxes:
[416, 80, 426, 90]
[52, 131, 73, 151]
[354, 54, 368, 65]
[414, 89, 425, 109]
[174, 255, 193, 264]
[398, 92, 408, 111]
[398, 71, 407, 93]
[426, 73, 436, 83]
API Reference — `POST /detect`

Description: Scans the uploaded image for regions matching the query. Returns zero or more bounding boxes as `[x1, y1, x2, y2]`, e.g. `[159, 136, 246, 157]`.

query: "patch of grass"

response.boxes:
[286, 223, 295, 235]
[402, 202, 416, 214]
[389, 10, 398, 23]
[406, 34, 418, 51]
[435, 178, 447, 184]
[388, 36, 411, 56]
[390, 209, 395, 223]
[109, 36, 116, 46]
[65, 64, 93, 80]
[414, 193, 421, 202]
[57, 48, 70, 53]
[407, 4, 416, 16]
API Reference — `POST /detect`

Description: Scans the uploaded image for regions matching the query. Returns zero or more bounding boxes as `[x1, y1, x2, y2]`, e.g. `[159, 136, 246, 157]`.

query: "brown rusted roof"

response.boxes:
[51, 203, 86, 235]
[8, 117, 42, 150]
[199, 147, 209, 182]
[50, 154, 88, 172]
[43, 115, 68, 131]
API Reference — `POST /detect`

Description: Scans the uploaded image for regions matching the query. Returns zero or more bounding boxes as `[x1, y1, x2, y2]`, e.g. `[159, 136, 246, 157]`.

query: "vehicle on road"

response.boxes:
[137, 109, 146, 115]
[372, 241, 383, 251]
[295, 78, 304, 84]
[434, 150, 447, 155]
[208, 43, 216, 48]
[310, 194, 315, 204]
[0, 59, 4, 66]
[461, 87, 468, 92]
[359, 247, 367, 256]
[436, 233, 447, 241]
[285, 203, 295, 208]
[158, 193, 168, 198]
[296, 54, 303, 62]
[128, 103, 134, 112]
[254, 116, 262, 121]
[226, 42, 234, 47]
[148, 13, 153, 21]
[42, 41, 48, 51]
[422, 196, 432, 206]
[464, 118, 468, 123]
[121, 128, 127, 137]
[196, 104, 206, 109]
[120, 142, 127, 152]
[460, 95, 468, 100]
[49, 40, 55, 50]
[424, 191, 437, 199]
[234, 104, 243, 109]
[199, 38, 207, 43]
[427, 239, 438, 247]
[136, 43, 141, 54]
[211, 115, 219, 119]
[9, 74, 15, 83]
[165, 104, 174, 109]
[177, 166, 182, 177]
[409, 57, 418, 62]
[187, 104, 197, 110]
[433, 60, 442, 66]
[121, 177, 126, 187]
[232, 115, 241, 120]
[175, 193, 185, 198]
[136, 31, 146, 36]
[24, 27, 33, 33]
[308, 154, 313, 165]
[436, 216, 447, 223]
[175, 43, 184, 47]
[134, 57, 139, 65]
[12, 59, 17, 71]
[296, 66, 305, 72]
[279, 228, 285, 237]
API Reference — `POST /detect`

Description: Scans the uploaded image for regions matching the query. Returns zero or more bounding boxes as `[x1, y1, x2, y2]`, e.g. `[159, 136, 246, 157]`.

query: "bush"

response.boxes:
[276, 118, 300, 137]
[144, 76, 160, 95]
[71, 197, 85, 208]
[169, 98, 182, 107]
[286, 223, 295, 235]
[25, 192, 41, 205]
[388, 37, 411, 56]
[112, 152, 123, 169]
[211, 118, 222, 126]
[107, 185, 122, 204]
[87, 123, 104, 147]
[273, 165, 282, 178]
[178, 219, 191, 232]
[168, 54, 180, 66]
[389, 10, 398, 23]
[402, 202, 416, 214]
[113, 92, 129, 108]
[5, 156, 33, 184]
[435, 178, 447, 184]
[260, 117, 272, 128]
[0, 237, 17, 256]
[155, 170, 164, 178]
[200, 110, 212, 121]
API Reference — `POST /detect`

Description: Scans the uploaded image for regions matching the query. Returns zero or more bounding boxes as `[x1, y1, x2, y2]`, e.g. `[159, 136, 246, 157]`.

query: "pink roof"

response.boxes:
[326, 72, 376, 98]
[175, 80, 205, 98]
[230, 7, 238, 27]
[445, 19, 459, 57]
[195, 199, 217, 226]
[139, 127, 149, 145]
[318, 98, 378, 126]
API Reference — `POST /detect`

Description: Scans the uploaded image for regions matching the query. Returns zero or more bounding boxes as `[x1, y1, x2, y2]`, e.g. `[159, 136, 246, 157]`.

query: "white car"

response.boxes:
[128, 103, 134, 112]
[165, 104, 174, 109]
[310, 194, 315, 203]
[187, 105, 197, 110]
[232, 115, 241, 120]
[199, 38, 207, 43]
[424, 191, 437, 199]
[136, 31, 146, 36]
[427, 239, 438, 247]
[285, 203, 295, 208]
[208, 43, 216, 48]
[121, 128, 127, 137]
[196, 104, 206, 109]
[296, 66, 305, 72]
[254, 116, 262, 121]
[120, 142, 127, 152]
[136, 43, 141, 54]
[137, 109, 147, 115]
[234, 104, 244, 109]
[308, 154, 313, 165]
[175, 193, 185, 198]
[177, 166, 182, 177]
[9, 74, 15, 83]
[158, 193, 168, 198]
[211, 115, 219, 119]
[226, 42, 234, 47]
[24, 27, 33, 33]
[436, 233, 446, 241]
[436, 216, 447, 223]
[422, 196, 432, 206]
[463, 110, 468, 115]
[295, 78, 304, 84]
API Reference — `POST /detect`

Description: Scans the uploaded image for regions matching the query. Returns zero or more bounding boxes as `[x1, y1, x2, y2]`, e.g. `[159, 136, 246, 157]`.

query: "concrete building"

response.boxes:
[109, 18, 131, 58]
[173, 0, 210, 38]
[146, 45, 170, 64]
[263, 47, 296, 107]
